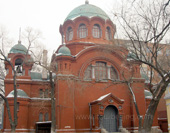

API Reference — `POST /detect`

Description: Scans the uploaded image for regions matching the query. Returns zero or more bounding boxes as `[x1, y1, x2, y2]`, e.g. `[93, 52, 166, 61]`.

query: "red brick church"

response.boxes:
[2, 1, 159, 132]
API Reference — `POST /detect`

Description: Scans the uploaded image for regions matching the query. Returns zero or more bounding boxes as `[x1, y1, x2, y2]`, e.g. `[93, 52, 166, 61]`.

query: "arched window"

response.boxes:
[106, 27, 112, 40]
[39, 113, 43, 122]
[78, 24, 87, 38]
[95, 62, 107, 80]
[66, 27, 73, 41]
[84, 62, 119, 81]
[84, 65, 92, 80]
[17, 102, 20, 111]
[15, 58, 23, 75]
[39, 89, 49, 98]
[45, 113, 49, 121]
[39, 89, 43, 98]
[44, 89, 48, 98]
[110, 66, 118, 79]
[92, 24, 102, 38]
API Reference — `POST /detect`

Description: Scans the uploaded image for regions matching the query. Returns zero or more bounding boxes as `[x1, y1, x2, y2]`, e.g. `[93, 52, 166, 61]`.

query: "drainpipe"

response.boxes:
[89, 103, 92, 131]
[42, 50, 47, 80]
[57, 78, 60, 129]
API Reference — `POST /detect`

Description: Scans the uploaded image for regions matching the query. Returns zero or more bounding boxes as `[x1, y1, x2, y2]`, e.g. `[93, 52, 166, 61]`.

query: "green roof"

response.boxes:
[58, 45, 71, 56]
[9, 41, 28, 54]
[31, 72, 43, 80]
[65, 3, 110, 22]
[30, 72, 56, 80]
[144, 90, 152, 99]
[7, 89, 29, 98]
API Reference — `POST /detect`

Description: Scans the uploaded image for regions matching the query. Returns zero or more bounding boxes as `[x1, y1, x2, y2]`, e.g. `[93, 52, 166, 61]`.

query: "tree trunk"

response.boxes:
[13, 71, 17, 131]
[141, 99, 159, 133]
[127, 82, 142, 131]
[11, 124, 16, 133]
[50, 72, 56, 133]
[0, 94, 16, 132]
[142, 82, 168, 132]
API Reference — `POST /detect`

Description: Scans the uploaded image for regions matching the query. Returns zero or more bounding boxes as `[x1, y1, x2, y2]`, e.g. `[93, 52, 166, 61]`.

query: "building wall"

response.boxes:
[53, 39, 157, 132]
[2, 3, 161, 132]
[165, 85, 170, 133]
[55, 76, 148, 132]
[3, 79, 51, 132]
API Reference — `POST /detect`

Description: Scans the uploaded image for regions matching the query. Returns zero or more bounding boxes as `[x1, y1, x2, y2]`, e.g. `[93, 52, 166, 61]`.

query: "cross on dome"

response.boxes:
[62, 35, 66, 46]
[18, 27, 22, 44]
[85, 0, 89, 4]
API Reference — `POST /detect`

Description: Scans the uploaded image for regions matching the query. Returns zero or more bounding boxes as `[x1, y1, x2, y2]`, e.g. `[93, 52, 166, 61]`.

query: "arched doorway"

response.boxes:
[102, 105, 118, 132]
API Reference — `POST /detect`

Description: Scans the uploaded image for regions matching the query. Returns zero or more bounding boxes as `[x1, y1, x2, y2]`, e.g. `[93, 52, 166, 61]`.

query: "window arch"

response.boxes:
[78, 24, 87, 38]
[39, 89, 49, 98]
[66, 27, 73, 41]
[84, 61, 119, 81]
[44, 89, 48, 98]
[84, 65, 92, 80]
[39, 89, 43, 98]
[95, 61, 107, 80]
[15, 58, 23, 65]
[15, 58, 24, 76]
[92, 24, 102, 38]
[45, 113, 49, 121]
[39, 113, 43, 122]
[110, 66, 118, 79]
[106, 27, 112, 40]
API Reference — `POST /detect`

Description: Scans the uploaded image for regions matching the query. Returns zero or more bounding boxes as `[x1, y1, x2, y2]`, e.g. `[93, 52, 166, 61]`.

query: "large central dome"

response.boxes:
[65, 2, 110, 22]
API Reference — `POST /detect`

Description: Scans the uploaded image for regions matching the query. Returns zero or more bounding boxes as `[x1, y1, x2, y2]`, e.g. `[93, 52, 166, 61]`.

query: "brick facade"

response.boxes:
[2, 2, 159, 133]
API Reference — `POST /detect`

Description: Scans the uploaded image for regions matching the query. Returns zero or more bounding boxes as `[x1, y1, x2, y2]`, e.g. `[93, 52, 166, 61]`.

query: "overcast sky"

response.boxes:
[0, 0, 120, 54]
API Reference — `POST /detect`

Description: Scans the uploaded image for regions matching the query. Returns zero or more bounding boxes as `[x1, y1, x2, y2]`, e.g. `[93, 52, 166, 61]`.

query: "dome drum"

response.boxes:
[60, 2, 115, 45]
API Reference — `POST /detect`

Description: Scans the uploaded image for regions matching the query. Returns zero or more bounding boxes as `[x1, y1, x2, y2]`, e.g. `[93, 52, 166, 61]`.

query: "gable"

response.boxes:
[90, 93, 124, 105]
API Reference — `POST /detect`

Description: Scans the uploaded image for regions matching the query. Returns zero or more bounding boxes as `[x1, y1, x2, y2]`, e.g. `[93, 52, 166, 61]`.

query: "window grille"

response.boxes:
[39, 113, 43, 122]
[92, 24, 101, 38]
[84, 65, 92, 80]
[45, 113, 49, 121]
[106, 27, 112, 40]
[95, 62, 107, 80]
[66, 27, 73, 41]
[78, 24, 87, 38]
[84, 62, 118, 81]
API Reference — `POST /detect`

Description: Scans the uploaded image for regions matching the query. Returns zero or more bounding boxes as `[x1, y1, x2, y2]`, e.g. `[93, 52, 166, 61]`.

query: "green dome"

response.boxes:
[65, 2, 110, 22]
[9, 41, 27, 54]
[7, 89, 29, 98]
[58, 45, 71, 56]
[127, 52, 138, 60]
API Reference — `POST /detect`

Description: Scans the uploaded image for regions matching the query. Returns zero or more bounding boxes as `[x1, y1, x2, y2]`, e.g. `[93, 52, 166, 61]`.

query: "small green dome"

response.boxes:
[65, 2, 110, 22]
[7, 89, 29, 98]
[58, 45, 71, 56]
[9, 41, 27, 54]
[127, 52, 137, 60]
